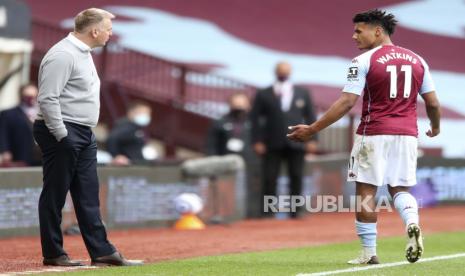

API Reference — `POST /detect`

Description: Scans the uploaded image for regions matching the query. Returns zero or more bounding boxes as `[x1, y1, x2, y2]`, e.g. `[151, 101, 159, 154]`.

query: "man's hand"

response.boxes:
[253, 142, 267, 156]
[421, 91, 440, 138]
[305, 141, 318, 154]
[287, 124, 317, 142]
[0, 151, 12, 164]
[426, 127, 440, 137]
[111, 154, 131, 166]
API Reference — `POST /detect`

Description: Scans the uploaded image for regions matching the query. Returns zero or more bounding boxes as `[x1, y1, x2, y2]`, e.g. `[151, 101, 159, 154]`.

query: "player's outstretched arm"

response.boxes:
[287, 92, 359, 142]
[421, 91, 441, 137]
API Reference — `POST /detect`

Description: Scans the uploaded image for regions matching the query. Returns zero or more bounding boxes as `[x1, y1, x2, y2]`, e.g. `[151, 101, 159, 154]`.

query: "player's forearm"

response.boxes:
[421, 91, 441, 130]
[426, 103, 441, 130]
[312, 95, 355, 132]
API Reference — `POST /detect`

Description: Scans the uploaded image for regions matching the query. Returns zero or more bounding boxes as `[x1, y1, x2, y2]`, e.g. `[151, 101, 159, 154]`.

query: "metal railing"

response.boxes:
[32, 20, 255, 115]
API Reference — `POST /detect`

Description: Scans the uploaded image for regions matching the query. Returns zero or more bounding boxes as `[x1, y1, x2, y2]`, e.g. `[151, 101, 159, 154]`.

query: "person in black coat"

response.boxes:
[206, 93, 262, 217]
[0, 83, 41, 166]
[106, 101, 155, 165]
[206, 92, 253, 156]
[250, 61, 318, 218]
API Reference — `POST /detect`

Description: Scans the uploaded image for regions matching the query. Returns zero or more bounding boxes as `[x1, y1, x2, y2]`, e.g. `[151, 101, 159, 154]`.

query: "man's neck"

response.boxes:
[275, 80, 292, 86]
[72, 32, 94, 49]
[371, 37, 394, 49]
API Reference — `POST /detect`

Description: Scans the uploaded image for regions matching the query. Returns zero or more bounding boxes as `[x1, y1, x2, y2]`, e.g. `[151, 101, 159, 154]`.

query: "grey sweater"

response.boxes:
[37, 33, 100, 141]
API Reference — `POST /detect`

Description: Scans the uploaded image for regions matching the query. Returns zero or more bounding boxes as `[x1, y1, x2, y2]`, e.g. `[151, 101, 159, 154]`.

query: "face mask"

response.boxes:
[277, 75, 289, 83]
[230, 109, 247, 119]
[21, 96, 36, 107]
[133, 114, 151, 127]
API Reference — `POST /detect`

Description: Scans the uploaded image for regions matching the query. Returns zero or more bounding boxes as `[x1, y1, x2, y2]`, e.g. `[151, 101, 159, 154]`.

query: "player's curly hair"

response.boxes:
[353, 9, 397, 35]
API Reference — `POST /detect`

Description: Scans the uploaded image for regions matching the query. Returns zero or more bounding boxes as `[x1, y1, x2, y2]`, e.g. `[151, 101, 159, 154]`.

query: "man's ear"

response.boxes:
[375, 26, 383, 37]
[91, 28, 99, 38]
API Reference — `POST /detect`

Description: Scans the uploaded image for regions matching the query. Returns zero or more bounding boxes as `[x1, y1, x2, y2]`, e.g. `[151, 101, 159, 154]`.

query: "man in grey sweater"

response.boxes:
[33, 8, 141, 267]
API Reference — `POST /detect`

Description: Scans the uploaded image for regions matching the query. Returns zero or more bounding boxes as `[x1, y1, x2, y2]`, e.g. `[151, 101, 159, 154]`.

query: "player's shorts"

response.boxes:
[347, 134, 418, 187]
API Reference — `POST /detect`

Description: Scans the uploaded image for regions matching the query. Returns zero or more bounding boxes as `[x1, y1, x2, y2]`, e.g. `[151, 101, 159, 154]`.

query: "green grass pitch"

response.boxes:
[47, 231, 465, 276]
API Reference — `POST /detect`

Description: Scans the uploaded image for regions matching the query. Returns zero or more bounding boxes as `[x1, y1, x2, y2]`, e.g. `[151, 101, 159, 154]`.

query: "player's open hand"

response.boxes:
[287, 124, 315, 142]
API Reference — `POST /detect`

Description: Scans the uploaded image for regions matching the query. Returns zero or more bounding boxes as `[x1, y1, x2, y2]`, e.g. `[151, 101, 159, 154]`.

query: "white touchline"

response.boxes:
[0, 265, 96, 276]
[0, 259, 143, 276]
[296, 252, 465, 276]
[0, 260, 144, 276]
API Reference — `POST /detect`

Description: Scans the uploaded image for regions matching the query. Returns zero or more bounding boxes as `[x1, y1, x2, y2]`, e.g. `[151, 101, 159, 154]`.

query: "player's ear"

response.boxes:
[375, 26, 383, 37]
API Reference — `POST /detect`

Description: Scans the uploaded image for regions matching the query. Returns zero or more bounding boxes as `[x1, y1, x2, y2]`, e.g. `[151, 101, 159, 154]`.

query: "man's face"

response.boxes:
[275, 62, 292, 82]
[129, 105, 152, 119]
[352, 22, 379, 50]
[230, 95, 250, 112]
[21, 85, 38, 107]
[93, 18, 113, 47]
[128, 105, 152, 127]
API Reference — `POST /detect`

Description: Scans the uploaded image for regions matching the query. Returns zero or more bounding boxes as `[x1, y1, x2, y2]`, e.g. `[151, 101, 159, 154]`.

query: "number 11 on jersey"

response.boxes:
[386, 65, 412, 99]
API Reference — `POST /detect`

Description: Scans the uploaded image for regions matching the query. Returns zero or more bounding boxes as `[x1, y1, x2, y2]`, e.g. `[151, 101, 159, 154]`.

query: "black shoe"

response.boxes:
[91, 252, 143, 266]
[43, 255, 84, 266]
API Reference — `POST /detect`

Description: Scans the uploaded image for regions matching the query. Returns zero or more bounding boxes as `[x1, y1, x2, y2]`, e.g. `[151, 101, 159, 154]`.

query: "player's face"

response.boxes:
[352, 23, 378, 50]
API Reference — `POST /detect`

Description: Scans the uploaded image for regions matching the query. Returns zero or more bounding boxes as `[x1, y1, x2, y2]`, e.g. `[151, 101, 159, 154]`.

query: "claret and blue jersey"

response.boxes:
[343, 45, 435, 137]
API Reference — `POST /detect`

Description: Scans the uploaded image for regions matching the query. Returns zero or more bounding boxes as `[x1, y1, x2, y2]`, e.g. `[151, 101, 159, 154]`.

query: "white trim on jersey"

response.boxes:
[418, 56, 435, 94]
[342, 45, 435, 96]
[342, 46, 381, 95]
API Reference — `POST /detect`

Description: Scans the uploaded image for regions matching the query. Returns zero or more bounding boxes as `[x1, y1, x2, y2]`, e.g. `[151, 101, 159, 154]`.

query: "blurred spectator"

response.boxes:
[250, 61, 318, 218]
[106, 100, 157, 165]
[206, 93, 261, 217]
[206, 92, 252, 156]
[0, 83, 41, 166]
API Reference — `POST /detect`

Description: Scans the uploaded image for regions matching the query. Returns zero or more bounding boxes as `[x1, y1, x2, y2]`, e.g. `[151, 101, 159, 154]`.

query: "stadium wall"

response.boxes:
[1, 156, 464, 237]
[0, 165, 243, 237]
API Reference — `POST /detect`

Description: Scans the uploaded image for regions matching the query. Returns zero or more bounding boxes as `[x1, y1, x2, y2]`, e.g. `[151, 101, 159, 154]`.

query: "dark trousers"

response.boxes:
[33, 120, 115, 259]
[262, 148, 305, 218]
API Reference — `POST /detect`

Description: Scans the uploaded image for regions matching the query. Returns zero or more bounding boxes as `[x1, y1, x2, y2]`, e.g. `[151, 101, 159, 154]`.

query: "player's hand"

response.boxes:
[287, 124, 316, 142]
[426, 127, 440, 137]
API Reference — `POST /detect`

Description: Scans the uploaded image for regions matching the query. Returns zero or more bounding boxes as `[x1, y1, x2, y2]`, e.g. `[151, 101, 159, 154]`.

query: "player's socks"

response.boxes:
[393, 192, 419, 227]
[394, 192, 423, 262]
[355, 220, 377, 256]
[348, 220, 378, 264]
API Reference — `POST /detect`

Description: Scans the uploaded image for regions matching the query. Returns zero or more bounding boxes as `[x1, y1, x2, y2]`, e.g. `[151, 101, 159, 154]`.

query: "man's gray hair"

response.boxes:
[74, 8, 115, 33]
